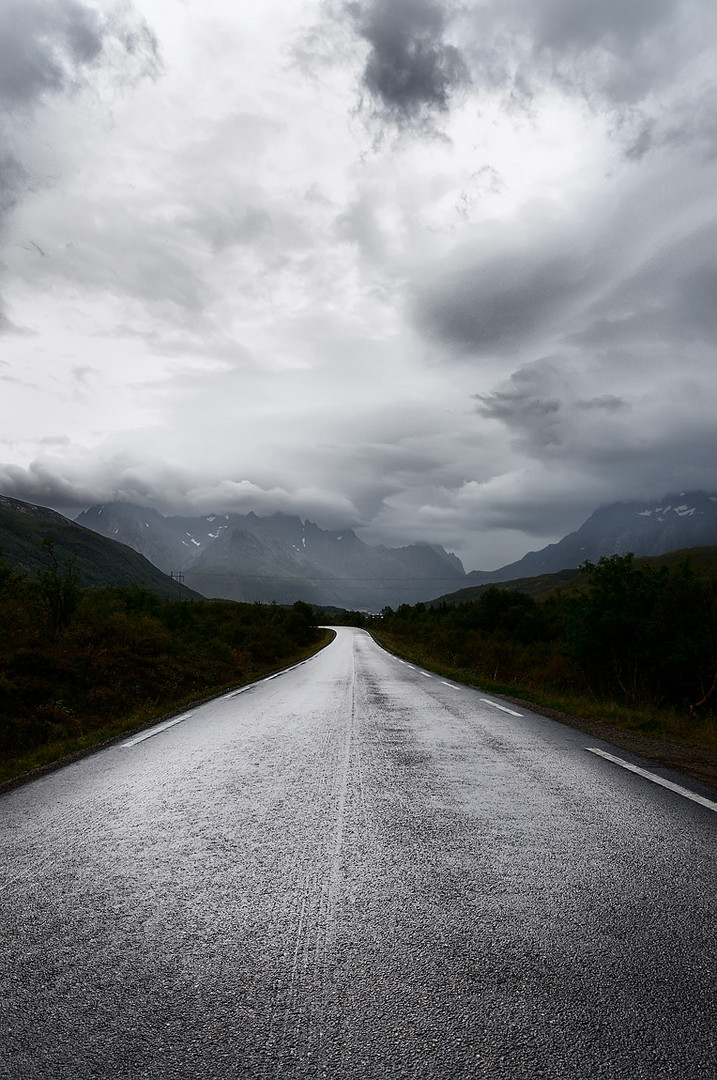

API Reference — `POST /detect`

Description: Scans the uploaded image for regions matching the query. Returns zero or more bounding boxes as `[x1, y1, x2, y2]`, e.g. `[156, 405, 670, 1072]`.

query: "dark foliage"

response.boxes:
[0, 551, 319, 764]
[370, 556, 717, 717]
[568, 554, 717, 707]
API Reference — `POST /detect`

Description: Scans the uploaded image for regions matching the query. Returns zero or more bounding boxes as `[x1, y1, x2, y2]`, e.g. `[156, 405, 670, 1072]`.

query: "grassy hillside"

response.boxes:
[0, 495, 200, 598]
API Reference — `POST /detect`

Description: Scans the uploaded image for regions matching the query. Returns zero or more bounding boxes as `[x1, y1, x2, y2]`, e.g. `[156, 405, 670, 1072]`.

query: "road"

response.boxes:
[1, 627, 715, 1079]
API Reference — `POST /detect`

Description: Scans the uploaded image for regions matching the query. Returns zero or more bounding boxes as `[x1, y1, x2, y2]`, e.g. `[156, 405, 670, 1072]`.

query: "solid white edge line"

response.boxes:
[122, 714, 191, 748]
[480, 698, 523, 717]
[586, 747, 717, 814]
[123, 652, 321, 748]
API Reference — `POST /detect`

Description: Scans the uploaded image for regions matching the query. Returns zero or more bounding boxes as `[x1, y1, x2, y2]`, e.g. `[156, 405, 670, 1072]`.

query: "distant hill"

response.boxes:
[431, 544, 717, 607]
[430, 567, 584, 606]
[0, 495, 200, 599]
[465, 492, 717, 586]
[76, 502, 467, 609]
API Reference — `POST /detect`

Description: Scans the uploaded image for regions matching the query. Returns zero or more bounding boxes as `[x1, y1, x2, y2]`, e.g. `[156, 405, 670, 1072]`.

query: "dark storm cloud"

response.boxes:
[415, 245, 589, 355]
[474, 360, 632, 456]
[575, 394, 628, 412]
[475, 362, 566, 448]
[571, 219, 717, 350]
[346, 0, 469, 127]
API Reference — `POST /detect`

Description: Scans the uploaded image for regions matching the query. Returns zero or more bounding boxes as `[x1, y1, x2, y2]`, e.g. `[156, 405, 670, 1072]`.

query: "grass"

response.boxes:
[0, 629, 334, 790]
[372, 630, 717, 754]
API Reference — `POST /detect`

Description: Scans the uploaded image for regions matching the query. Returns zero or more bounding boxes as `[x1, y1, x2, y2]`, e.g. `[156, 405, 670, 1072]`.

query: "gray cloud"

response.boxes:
[347, 0, 470, 128]
[571, 218, 717, 352]
[415, 243, 591, 356]
[462, 0, 717, 158]
[0, 0, 159, 110]
[475, 361, 569, 449]
[0, 0, 159, 328]
[575, 395, 628, 412]
[0, 0, 103, 108]
[522, 0, 696, 106]
[532, 0, 674, 49]
[3, 2, 717, 575]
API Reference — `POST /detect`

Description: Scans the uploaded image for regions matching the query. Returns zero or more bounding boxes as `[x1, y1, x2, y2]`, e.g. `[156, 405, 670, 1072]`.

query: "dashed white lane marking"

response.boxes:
[422, 672, 433, 678]
[480, 699, 523, 717]
[442, 681, 459, 688]
[122, 714, 191, 747]
[587, 747, 717, 814]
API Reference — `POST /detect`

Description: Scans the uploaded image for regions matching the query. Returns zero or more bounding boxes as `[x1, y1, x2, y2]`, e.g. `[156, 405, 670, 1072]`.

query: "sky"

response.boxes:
[1, 0, 717, 571]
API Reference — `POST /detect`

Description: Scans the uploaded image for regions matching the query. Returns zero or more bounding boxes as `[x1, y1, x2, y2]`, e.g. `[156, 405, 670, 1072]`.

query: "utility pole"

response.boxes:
[170, 571, 184, 600]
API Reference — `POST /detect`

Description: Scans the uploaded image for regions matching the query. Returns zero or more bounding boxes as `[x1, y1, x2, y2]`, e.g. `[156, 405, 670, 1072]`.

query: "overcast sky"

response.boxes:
[1, 0, 716, 570]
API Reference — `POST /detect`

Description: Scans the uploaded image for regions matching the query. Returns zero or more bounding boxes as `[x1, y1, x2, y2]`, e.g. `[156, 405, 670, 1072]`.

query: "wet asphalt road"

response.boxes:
[1, 627, 715, 1079]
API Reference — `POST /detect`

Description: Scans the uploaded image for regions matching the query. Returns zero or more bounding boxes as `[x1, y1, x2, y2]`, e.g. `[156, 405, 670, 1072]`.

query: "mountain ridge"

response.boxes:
[4, 489, 715, 609]
[75, 502, 467, 608]
[75, 490, 717, 608]
[0, 495, 200, 598]
[465, 491, 717, 585]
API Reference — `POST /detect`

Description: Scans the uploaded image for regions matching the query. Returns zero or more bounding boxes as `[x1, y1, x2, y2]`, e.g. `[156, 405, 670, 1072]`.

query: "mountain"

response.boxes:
[0, 495, 200, 599]
[466, 491, 717, 585]
[74, 490, 717, 608]
[76, 502, 467, 609]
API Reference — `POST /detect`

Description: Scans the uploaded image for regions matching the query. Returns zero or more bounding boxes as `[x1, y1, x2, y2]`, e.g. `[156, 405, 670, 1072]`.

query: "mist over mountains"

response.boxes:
[75, 502, 466, 609]
[75, 492, 717, 608]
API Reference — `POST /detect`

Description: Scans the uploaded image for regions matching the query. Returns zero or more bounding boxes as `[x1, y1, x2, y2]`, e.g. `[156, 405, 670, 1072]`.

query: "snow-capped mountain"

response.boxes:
[466, 491, 717, 585]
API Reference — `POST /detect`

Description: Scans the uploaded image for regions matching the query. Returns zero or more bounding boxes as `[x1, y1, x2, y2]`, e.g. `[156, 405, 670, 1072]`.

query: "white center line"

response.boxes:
[587, 747, 717, 813]
[480, 699, 523, 717]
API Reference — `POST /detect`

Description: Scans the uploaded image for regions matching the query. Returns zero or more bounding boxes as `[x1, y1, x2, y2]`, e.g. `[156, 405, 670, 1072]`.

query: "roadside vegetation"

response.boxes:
[0, 543, 326, 785]
[366, 553, 717, 752]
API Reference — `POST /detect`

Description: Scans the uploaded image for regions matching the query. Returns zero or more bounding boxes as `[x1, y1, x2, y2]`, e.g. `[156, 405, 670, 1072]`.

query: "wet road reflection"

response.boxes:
[1, 628, 715, 1078]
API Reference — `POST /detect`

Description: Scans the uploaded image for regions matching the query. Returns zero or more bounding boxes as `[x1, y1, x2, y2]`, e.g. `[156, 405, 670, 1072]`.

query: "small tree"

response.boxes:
[568, 553, 717, 707]
[35, 537, 82, 638]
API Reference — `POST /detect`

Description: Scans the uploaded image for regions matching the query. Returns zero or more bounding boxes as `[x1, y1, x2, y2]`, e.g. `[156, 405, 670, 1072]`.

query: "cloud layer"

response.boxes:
[1, 0, 716, 571]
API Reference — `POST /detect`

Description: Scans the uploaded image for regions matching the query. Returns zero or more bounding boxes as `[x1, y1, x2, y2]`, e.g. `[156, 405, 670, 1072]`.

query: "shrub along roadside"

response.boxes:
[371, 628, 717, 752]
[0, 562, 329, 785]
[367, 554, 717, 758]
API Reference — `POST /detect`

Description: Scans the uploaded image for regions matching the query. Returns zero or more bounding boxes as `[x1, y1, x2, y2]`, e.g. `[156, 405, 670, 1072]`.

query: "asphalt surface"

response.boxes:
[1, 627, 715, 1079]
